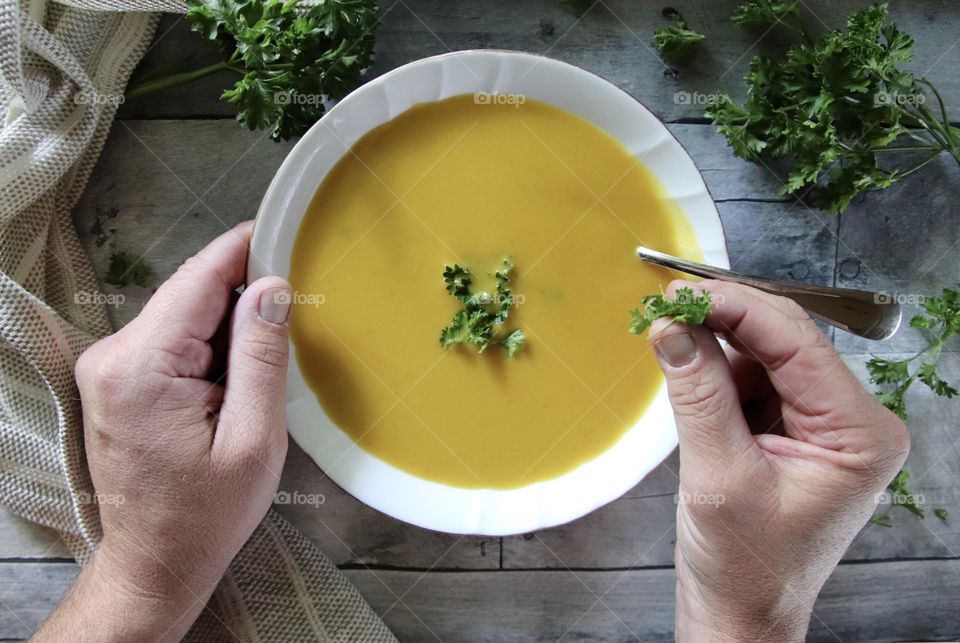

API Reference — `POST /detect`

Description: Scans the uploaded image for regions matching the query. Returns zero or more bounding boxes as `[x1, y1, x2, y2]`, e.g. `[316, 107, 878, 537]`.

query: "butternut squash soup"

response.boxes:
[289, 94, 699, 489]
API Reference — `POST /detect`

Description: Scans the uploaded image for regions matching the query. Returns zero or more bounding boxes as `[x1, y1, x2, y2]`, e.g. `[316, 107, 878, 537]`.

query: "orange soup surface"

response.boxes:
[289, 95, 699, 489]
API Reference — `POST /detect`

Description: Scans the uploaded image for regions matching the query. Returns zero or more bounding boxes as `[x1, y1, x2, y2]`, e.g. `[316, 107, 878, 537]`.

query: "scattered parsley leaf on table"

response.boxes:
[127, 0, 379, 141]
[106, 252, 153, 288]
[654, 8, 705, 63]
[629, 287, 712, 335]
[439, 260, 526, 358]
[707, 2, 960, 213]
[868, 287, 959, 526]
[868, 287, 960, 420]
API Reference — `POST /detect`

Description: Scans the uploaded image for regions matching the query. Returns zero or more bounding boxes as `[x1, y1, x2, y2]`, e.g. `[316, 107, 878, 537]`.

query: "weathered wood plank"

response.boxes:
[346, 561, 960, 642]
[0, 562, 76, 640]
[3, 560, 960, 641]
[120, 2, 960, 123]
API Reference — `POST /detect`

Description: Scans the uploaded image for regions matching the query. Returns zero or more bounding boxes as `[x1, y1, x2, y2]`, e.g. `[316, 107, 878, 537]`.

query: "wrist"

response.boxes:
[72, 540, 215, 642]
[34, 540, 214, 643]
[675, 582, 813, 642]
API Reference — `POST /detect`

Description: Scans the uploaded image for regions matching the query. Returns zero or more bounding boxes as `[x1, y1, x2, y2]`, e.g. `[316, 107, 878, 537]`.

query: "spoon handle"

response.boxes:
[636, 246, 902, 341]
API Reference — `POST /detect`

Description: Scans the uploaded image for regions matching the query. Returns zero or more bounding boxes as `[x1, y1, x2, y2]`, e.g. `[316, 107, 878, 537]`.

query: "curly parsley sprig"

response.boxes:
[127, 0, 379, 141]
[629, 287, 712, 335]
[439, 260, 526, 358]
[653, 9, 705, 63]
[868, 287, 960, 419]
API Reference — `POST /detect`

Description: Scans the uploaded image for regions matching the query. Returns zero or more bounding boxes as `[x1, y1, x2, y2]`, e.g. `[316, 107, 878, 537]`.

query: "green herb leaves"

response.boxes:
[868, 287, 960, 420]
[730, 0, 805, 33]
[707, 2, 960, 213]
[182, 0, 379, 140]
[439, 260, 526, 358]
[654, 9, 705, 63]
[868, 288, 959, 527]
[629, 287, 712, 335]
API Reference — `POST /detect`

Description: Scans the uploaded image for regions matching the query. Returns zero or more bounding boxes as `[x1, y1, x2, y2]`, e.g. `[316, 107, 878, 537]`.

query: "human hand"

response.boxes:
[648, 280, 909, 642]
[37, 222, 292, 642]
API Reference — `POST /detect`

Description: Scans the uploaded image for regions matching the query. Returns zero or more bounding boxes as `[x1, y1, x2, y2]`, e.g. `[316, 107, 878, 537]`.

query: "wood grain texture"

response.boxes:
[3, 560, 960, 641]
[0, 562, 76, 640]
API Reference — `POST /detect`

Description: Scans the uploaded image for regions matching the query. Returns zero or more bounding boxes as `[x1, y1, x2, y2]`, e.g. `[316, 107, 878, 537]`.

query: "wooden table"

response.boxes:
[3, 1, 960, 640]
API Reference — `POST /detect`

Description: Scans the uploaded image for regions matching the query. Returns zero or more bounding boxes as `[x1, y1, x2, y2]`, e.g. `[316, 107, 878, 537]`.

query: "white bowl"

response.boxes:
[249, 50, 729, 536]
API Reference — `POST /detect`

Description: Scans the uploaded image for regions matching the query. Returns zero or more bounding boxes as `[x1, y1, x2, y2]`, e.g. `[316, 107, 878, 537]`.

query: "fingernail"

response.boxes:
[654, 333, 698, 368]
[259, 287, 292, 325]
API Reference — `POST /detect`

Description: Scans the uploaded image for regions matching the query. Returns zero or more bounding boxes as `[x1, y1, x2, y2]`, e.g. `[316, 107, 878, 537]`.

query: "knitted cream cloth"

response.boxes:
[0, 0, 395, 639]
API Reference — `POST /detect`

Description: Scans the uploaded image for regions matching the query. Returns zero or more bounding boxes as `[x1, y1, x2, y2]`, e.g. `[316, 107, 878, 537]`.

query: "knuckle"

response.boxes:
[145, 335, 212, 375]
[77, 342, 129, 395]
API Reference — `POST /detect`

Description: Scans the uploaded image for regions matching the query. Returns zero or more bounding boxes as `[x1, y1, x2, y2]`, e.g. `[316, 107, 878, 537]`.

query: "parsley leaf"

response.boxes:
[867, 288, 959, 527]
[731, 0, 807, 37]
[629, 287, 712, 335]
[106, 252, 153, 288]
[128, 0, 379, 141]
[708, 3, 960, 213]
[868, 287, 960, 420]
[439, 260, 526, 358]
[654, 9, 705, 63]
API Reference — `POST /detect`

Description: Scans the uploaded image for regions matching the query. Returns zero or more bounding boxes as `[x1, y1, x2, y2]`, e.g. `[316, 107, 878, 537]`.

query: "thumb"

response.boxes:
[217, 276, 292, 457]
[648, 318, 755, 474]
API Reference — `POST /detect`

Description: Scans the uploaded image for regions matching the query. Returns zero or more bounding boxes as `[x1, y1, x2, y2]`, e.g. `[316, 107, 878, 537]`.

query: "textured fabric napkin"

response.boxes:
[0, 0, 394, 639]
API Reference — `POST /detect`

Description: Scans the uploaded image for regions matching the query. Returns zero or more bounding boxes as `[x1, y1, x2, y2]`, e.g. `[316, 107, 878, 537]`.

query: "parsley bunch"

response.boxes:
[439, 260, 526, 358]
[653, 9, 705, 64]
[629, 287, 712, 335]
[707, 2, 960, 213]
[868, 287, 960, 420]
[127, 0, 379, 141]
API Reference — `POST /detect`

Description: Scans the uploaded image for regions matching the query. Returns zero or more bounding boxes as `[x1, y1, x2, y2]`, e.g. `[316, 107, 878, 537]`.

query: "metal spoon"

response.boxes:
[636, 246, 902, 341]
